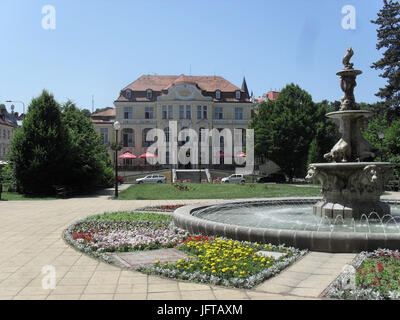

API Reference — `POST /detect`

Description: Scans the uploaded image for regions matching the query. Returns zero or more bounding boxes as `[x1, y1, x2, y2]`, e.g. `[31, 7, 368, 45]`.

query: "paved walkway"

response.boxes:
[0, 190, 398, 300]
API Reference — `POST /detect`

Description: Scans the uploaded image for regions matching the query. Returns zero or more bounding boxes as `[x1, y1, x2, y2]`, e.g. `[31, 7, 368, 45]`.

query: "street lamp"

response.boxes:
[114, 121, 121, 199]
[378, 131, 385, 162]
[6, 100, 25, 115]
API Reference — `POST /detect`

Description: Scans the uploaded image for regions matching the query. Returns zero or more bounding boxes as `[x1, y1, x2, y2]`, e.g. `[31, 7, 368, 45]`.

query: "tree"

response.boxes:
[93, 107, 113, 114]
[61, 101, 114, 191]
[371, 0, 400, 119]
[250, 84, 319, 181]
[81, 109, 92, 118]
[307, 101, 340, 164]
[9, 90, 71, 195]
[384, 119, 400, 178]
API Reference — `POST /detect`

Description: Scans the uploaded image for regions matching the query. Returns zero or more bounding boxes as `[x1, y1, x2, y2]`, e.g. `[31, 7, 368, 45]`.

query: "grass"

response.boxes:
[88, 211, 173, 222]
[118, 183, 321, 200]
[0, 192, 56, 201]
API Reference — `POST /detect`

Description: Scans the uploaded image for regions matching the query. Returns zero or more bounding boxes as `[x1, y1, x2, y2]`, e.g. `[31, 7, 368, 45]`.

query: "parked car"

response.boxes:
[257, 173, 286, 184]
[136, 174, 167, 184]
[221, 174, 246, 184]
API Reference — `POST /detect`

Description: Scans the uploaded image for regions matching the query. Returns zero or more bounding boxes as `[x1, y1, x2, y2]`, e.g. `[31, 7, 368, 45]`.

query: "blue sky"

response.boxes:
[0, 0, 387, 114]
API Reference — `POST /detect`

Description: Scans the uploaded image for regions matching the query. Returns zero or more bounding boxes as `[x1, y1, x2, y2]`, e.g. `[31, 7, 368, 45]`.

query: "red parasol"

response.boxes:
[138, 152, 158, 159]
[119, 152, 137, 159]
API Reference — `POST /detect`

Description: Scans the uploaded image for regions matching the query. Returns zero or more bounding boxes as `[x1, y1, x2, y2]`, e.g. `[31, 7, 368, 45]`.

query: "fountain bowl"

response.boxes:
[173, 198, 400, 253]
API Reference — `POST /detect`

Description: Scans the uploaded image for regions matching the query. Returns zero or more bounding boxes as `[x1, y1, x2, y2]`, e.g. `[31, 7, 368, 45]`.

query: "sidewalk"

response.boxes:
[0, 194, 370, 300]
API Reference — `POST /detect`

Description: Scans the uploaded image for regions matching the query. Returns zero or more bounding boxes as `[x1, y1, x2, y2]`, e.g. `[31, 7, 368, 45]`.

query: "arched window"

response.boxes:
[122, 128, 135, 147]
[142, 128, 153, 147]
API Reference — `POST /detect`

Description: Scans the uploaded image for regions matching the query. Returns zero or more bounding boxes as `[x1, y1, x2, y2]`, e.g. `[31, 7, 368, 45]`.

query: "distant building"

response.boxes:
[92, 74, 253, 169]
[0, 107, 17, 161]
[254, 91, 280, 104]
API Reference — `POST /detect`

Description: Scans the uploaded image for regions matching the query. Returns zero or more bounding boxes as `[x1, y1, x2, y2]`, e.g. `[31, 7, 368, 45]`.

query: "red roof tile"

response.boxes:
[116, 74, 250, 103]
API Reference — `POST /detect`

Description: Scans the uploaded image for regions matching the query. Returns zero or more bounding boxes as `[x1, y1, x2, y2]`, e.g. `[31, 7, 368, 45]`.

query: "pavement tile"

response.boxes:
[147, 291, 181, 300]
[47, 294, 81, 300]
[116, 284, 148, 294]
[180, 290, 216, 300]
[114, 293, 147, 300]
[13, 295, 48, 300]
[84, 285, 117, 294]
[148, 283, 179, 293]
[178, 282, 211, 291]
[213, 289, 250, 300]
[80, 294, 114, 300]
[50, 285, 86, 295]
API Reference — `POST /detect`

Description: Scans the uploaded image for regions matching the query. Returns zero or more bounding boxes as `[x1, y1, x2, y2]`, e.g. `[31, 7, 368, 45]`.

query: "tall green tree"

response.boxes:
[9, 90, 71, 195]
[371, 0, 400, 119]
[61, 101, 113, 191]
[307, 100, 340, 164]
[250, 84, 319, 181]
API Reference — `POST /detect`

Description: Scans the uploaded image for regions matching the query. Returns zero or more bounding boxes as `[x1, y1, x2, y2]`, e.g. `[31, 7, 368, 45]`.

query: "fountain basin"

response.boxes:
[307, 162, 395, 219]
[173, 198, 400, 253]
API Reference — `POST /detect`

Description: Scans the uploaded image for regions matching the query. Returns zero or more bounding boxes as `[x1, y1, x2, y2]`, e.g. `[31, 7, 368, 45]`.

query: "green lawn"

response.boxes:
[0, 192, 56, 201]
[118, 183, 322, 200]
[88, 211, 173, 222]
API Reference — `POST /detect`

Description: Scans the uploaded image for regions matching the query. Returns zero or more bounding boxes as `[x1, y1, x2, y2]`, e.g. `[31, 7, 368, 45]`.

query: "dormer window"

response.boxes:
[126, 89, 132, 99]
[235, 90, 241, 100]
[215, 90, 221, 100]
[146, 89, 153, 100]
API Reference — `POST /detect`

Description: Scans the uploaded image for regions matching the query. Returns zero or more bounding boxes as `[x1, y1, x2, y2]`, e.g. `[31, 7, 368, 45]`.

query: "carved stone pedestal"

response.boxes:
[306, 163, 394, 219]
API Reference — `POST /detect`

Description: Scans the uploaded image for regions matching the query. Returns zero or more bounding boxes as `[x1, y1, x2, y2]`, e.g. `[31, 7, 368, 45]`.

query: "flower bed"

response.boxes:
[138, 237, 306, 289]
[326, 249, 400, 300]
[64, 217, 189, 263]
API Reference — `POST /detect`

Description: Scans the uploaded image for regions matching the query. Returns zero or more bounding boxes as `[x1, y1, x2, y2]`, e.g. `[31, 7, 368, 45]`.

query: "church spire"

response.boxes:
[241, 76, 250, 99]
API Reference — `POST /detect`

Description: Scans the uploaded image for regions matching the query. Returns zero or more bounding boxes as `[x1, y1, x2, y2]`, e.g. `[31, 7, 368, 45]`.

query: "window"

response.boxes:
[235, 90, 241, 100]
[162, 105, 167, 119]
[186, 105, 191, 119]
[142, 128, 153, 147]
[203, 106, 208, 119]
[164, 127, 170, 142]
[126, 89, 132, 99]
[145, 107, 154, 119]
[146, 89, 153, 100]
[123, 129, 135, 147]
[7, 130, 10, 139]
[235, 107, 243, 120]
[168, 105, 173, 119]
[124, 107, 133, 119]
[214, 107, 223, 120]
[197, 106, 202, 119]
[179, 105, 185, 119]
[215, 90, 221, 100]
[100, 128, 109, 146]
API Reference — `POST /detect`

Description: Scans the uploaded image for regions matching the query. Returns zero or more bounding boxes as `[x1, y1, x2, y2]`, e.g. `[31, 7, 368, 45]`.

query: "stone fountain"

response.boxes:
[306, 48, 394, 219]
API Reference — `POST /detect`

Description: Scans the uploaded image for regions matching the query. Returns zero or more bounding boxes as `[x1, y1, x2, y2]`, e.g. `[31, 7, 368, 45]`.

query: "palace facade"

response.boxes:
[92, 74, 253, 168]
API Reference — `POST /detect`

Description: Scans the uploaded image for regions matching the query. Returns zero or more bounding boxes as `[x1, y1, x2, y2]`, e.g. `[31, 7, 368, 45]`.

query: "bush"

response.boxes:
[0, 164, 17, 192]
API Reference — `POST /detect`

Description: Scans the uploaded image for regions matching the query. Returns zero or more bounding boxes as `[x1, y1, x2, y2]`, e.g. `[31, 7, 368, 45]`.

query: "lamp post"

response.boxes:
[114, 121, 121, 199]
[378, 131, 385, 162]
[6, 100, 25, 115]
